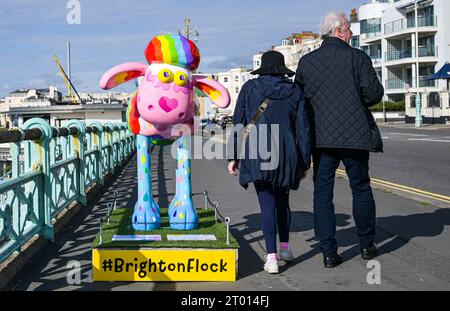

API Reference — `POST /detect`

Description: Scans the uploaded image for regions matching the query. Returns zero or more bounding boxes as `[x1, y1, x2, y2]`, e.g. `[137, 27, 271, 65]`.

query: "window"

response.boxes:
[351, 35, 360, 48]
[410, 94, 416, 108]
[234, 76, 239, 82]
[223, 77, 228, 83]
[418, 35, 435, 57]
[235, 87, 239, 94]
[360, 18, 381, 34]
[361, 44, 381, 59]
[407, 5, 434, 27]
[241, 76, 246, 83]
[419, 65, 436, 87]
[428, 92, 440, 108]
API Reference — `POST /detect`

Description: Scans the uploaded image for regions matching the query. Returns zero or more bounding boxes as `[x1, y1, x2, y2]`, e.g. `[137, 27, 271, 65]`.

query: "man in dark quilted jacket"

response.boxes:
[295, 11, 384, 268]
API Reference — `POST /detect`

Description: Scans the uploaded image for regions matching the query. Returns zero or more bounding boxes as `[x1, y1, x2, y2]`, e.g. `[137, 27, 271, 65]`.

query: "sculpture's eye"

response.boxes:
[158, 69, 174, 83]
[174, 71, 189, 86]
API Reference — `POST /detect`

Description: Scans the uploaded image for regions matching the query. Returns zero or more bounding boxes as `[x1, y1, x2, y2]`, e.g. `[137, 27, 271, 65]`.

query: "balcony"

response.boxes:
[385, 78, 437, 90]
[361, 24, 382, 40]
[418, 45, 438, 57]
[386, 79, 412, 90]
[416, 15, 437, 28]
[386, 48, 413, 61]
[385, 19, 407, 35]
[385, 46, 437, 62]
[384, 15, 437, 35]
[419, 78, 437, 88]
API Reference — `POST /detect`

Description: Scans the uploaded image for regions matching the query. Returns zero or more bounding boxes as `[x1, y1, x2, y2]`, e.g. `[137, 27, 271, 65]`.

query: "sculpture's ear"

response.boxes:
[126, 91, 141, 134]
[100, 62, 147, 90]
[193, 76, 230, 108]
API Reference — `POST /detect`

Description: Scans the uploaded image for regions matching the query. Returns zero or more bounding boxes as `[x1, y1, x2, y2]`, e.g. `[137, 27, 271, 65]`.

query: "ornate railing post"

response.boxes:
[123, 125, 128, 158]
[66, 120, 87, 206]
[89, 121, 104, 185]
[112, 124, 119, 167]
[22, 118, 54, 240]
[103, 123, 115, 175]
[115, 124, 122, 165]
[9, 127, 24, 179]
[60, 126, 69, 207]
[119, 123, 126, 164]
[130, 132, 136, 156]
[125, 125, 131, 158]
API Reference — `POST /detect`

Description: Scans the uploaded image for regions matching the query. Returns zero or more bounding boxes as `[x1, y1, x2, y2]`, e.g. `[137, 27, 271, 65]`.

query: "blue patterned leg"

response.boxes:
[169, 136, 198, 230]
[132, 135, 161, 231]
[168, 167, 178, 219]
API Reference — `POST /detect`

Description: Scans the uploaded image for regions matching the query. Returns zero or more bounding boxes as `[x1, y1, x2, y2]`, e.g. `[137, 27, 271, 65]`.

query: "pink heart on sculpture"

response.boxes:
[159, 97, 178, 112]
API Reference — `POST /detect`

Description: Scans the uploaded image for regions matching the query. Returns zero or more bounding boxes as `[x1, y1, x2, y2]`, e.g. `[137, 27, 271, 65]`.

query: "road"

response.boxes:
[371, 125, 450, 197]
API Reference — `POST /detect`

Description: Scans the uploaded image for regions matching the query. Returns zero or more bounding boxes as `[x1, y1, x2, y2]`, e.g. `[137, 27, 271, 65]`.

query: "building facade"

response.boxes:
[213, 67, 254, 117]
[253, 32, 323, 74]
[350, 0, 450, 124]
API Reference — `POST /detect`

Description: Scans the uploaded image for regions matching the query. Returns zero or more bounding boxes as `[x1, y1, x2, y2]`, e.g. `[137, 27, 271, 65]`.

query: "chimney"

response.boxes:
[350, 8, 358, 23]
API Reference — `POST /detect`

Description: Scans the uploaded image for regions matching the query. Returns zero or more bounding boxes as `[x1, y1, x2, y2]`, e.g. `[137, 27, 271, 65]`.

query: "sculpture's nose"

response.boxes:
[158, 97, 179, 113]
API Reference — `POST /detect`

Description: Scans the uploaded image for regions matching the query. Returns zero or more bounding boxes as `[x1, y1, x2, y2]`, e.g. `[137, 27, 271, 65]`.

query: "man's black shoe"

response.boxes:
[323, 255, 343, 268]
[361, 245, 378, 260]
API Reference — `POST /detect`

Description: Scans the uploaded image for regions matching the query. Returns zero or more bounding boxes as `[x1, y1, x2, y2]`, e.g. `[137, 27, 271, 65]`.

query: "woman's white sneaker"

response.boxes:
[263, 255, 279, 274]
[279, 248, 294, 262]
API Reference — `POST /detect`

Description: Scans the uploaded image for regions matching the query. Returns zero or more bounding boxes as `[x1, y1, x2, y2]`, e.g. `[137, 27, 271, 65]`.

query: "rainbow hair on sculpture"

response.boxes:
[144, 34, 200, 71]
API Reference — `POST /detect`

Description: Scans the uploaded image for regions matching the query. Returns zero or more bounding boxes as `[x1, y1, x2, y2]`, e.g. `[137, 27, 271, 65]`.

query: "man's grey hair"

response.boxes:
[320, 11, 348, 38]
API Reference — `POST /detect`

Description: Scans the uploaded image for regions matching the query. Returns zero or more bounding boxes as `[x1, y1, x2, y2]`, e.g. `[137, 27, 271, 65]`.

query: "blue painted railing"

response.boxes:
[0, 118, 136, 262]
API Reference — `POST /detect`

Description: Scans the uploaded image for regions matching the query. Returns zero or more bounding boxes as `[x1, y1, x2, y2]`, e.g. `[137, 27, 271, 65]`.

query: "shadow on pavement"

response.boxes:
[231, 205, 450, 278]
[231, 211, 351, 278]
[337, 208, 450, 263]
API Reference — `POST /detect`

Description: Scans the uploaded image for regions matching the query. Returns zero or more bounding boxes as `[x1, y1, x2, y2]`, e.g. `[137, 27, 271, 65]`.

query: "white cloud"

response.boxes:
[201, 55, 228, 67]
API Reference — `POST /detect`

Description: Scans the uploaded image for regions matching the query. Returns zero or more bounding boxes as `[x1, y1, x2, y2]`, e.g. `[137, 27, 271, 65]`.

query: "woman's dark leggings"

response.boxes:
[254, 182, 291, 254]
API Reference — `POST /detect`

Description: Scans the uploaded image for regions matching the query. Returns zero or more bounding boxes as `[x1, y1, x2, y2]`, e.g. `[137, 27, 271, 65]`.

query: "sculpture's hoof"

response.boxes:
[132, 201, 161, 231]
[169, 199, 198, 230]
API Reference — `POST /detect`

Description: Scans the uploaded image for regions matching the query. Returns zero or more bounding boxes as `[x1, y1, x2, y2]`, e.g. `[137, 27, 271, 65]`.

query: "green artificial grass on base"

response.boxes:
[93, 207, 239, 249]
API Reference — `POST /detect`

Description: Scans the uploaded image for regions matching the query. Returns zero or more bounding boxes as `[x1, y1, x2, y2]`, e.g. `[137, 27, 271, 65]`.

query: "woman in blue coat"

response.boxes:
[227, 50, 311, 274]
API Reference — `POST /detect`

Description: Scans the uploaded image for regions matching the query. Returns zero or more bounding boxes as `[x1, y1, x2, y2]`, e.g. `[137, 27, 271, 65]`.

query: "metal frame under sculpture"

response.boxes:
[100, 34, 230, 230]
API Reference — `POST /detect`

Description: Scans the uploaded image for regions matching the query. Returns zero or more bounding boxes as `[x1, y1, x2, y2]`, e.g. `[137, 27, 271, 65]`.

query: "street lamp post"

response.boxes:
[177, 18, 199, 42]
[414, 0, 422, 127]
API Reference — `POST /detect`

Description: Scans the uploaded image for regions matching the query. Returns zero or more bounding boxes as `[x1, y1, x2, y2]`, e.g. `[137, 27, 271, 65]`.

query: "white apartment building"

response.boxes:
[253, 32, 323, 74]
[214, 67, 254, 116]
[350, 0, 450, 124]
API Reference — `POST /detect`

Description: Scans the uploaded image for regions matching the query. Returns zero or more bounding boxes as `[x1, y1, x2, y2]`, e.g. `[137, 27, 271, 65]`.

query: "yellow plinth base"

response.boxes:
[92, 248, 238, 282]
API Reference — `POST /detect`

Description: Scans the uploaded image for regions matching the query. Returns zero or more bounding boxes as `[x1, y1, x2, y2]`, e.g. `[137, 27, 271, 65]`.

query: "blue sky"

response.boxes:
[0, 0, 361, 97]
